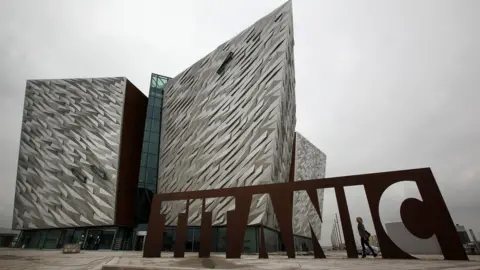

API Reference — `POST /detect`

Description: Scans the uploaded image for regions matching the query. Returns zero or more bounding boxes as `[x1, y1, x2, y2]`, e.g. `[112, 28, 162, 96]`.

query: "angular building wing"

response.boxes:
[158, 1, 296, 228]
[292, 132, 327, 239]
[13, 77, 146, 230]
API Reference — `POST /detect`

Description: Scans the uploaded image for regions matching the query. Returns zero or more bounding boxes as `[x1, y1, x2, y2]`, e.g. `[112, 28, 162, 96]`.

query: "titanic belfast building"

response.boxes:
[12, 1, 327, 252]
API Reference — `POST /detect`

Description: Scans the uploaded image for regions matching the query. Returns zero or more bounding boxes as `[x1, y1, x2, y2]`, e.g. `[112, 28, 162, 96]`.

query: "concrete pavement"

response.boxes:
[1, 248, 479, 270]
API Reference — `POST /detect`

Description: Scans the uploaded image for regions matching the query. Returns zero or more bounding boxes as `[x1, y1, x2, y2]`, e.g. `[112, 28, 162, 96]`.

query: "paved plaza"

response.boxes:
[1, 248, 480, 270]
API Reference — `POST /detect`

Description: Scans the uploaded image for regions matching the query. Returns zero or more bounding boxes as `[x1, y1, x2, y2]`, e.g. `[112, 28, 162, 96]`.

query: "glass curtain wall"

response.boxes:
[159, 226, 258, 253]
[15, 227, 117, 250]
[138, 74, 169, 193]
[136, 74, 170, 225]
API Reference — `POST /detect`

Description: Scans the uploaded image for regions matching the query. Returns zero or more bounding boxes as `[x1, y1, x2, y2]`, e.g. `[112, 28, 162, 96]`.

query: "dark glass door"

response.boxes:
[99, 229, 116, 250]
[135, 236, 144, 251]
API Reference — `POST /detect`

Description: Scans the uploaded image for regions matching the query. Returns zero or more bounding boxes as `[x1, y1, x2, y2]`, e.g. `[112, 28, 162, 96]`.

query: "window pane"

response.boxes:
[244, 227, 257, 253]
[153, 106, 162, 118]
[147, 185, 156, 193]
[151, 106, 161, 119]
[150, 131, 160, 142]
[99, 230, 116, 250]
[211, 227, 218, 252]
[146, 106, 153, 119]
[216, 227, 227, 252]
[154, 98, 162, 108]
[163, 228, 176, 251]
[147, 154, 158, 168]
[156, 78, 166, 89]
[64, 229, 75, 244]
[148, 98, 155, 107]
[145, 119, 152, 131]
[139, 167, 146, 181]
[141, 152, 147, 165]
[148, 142, 159, 154]
[142, 143, 149, 154]
[43, 230, 62, 249]
[151, 120, 160, 133]
[151, 76, 157, 88]
[146, 168, 157, 183]
[143, 132, 149, 143]
[149, 133, 159, 145]
[264, 227, 278, 252]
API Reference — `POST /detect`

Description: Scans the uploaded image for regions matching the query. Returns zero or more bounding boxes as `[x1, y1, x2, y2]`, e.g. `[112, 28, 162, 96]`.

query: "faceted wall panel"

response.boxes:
[292, 132, 327, 238]
[13, 77, 128, 229]
[158, 1, 296, 227]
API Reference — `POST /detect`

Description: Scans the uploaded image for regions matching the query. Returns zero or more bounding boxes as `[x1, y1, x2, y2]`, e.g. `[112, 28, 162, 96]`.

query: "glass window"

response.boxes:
[143, 132, 149, 143]
[140, 153, 147, 167]
[151, 76, 157, 88]
[72, 230, 86, 247]
[185, 228, 194, 252]
[29, 230, 48, 249]
[145, 119, 152, 131]
[149, 133, 159, 145]
[43, 230, 62, 249]
[156, 78, 166, 89]
[306, 237, 313, 251]
[63, 229, 75, 244]
[99, 229, 116, 250]
[151, 120, 160, 132]
[185, 227, 200, 252]
[263, 227, 278, 252]
[148, 142, 159, 154]
[148, 98, 155, 108]
[216, 227, 227, 252]
[243, 227, 257, 253]
[146, 168, 157, 182]
[146, 106, 153, 119]
[153, 107, 162, 119]
[211, 227, 218, 252]
[139, 167, 146, 181]
[154, 98, 163, 108]
[142, 143, 149, 154]
[20, 231, 38, 248]
[146, 183, 156, 192]
[147, 154, 158, 168]
[163, 228, 176, 251]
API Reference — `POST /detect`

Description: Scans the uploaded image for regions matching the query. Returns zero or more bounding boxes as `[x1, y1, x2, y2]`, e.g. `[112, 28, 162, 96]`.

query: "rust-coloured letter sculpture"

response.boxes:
[143, 168, 468, 260]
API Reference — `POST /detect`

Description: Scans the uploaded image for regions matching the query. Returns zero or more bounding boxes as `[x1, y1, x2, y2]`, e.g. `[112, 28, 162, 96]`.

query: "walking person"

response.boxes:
[94, 236, 100, 250]
[86, 234, 93, 250]
[356, 217, 377, 258]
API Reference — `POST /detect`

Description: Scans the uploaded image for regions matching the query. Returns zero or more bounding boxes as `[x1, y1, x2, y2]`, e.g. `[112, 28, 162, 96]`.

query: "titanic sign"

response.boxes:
[143, 168, 468, 260]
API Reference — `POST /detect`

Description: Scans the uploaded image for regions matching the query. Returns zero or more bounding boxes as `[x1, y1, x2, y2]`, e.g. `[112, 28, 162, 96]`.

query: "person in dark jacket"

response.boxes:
[94, 236, 100, 250]
[356, 217, 377, 258]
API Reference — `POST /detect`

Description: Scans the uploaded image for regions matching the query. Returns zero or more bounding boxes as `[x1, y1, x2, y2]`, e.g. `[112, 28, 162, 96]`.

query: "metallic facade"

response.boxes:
[292, 132, 326, 238]
[157, 1, 296, 229]
[13, 77, 140, 229]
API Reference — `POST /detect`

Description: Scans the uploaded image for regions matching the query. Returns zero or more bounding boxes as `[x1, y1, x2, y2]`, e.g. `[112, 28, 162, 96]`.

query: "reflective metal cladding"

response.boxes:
[13, 77, 146, 229]
[157, 0, 297, 231]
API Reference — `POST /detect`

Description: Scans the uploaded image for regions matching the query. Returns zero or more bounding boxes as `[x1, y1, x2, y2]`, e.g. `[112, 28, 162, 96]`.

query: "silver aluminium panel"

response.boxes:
[13, 77, 127, 229]
[293, 132, 327, 238]
[157, 2, 296, 228]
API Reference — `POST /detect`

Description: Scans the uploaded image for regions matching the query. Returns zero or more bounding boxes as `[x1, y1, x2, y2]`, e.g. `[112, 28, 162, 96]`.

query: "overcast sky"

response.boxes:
[1, 0, 479, 247]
